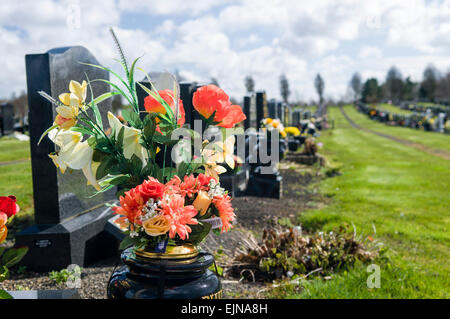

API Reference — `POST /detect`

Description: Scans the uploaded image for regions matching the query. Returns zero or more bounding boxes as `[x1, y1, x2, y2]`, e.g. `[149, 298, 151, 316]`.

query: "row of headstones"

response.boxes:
[358, 102, 447, 133]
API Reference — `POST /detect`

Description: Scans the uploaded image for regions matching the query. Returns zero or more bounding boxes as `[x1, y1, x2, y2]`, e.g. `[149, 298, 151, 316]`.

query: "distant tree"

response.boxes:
[350, 72, 363, 102]
[436, 71, 450, 100]
[279, 74, 290, 103]
[385, 66, 404, 102]
[403, 76, 418, 101]
[210, 77, 220, 87]
[244, 76, 255, 94]
[11, 91, 28, 126]
[419, 64, 439, 101]
[314, 73, 325, 104]
[111, 94, 123, 114]
[362, 78, 382, 103]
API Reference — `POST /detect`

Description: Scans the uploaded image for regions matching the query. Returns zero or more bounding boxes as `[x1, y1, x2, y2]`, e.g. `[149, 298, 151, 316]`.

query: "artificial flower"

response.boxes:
[0, 196, 19, 218]
[202, 147, 227, 181]
[113, 188, 146, 228]
[193, 191, 212, 216]
[144, 89, 185, 126]
[142, 214, 170, 236]
[49, 129, 101, 190]
[211, 135, 236, 169]
[212, 194, 235, 232]
[160, 194, 198, 240]
[138, 177, 165, 202]
[107, 112, 146, 162]
[0, 212, 7, 243]
[192, 85, 246, 128]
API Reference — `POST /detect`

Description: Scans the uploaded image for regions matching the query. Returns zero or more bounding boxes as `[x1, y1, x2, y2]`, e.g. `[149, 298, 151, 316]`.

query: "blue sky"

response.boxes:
[1, 0, 449, 102]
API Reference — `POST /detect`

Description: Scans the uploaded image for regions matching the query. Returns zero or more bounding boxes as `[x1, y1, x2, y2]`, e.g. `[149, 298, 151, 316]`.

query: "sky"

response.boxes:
[1, 0, 450, 103]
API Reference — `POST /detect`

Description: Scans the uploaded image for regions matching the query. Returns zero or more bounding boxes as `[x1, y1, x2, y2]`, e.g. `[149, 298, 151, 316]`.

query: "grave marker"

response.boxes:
[16, 46, 118, 271]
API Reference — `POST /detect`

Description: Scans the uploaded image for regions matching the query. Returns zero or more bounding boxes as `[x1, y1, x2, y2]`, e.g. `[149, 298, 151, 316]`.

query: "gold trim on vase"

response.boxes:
[135, 244, 199, 260]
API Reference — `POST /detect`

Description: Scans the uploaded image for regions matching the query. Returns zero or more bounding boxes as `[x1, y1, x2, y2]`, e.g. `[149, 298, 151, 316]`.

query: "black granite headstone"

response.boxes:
[268, 99, 276, 118]
[255, 91, 266, 129]
[243, 96, 251, 130]
[0, 103, 14, 135]
[0, 103, 15, 136]
[16, 46, 118, 271]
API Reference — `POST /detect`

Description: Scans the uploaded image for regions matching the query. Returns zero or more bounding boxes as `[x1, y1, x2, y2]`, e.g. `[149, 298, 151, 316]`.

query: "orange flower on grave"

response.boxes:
[212, 194, 235, 232]
[159, 194, 198, 240]
[192, 85, 246, 128]
[113, 188, 146, 229]
[144, 89, 185, 126]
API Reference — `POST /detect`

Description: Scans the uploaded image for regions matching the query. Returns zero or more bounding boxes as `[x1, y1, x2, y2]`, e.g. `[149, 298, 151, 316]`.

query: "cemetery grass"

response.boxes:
[347, 104, 450, 153]
[0, 137, 30, 163]
[375, 103, 412, 115]
[276, 105, 449, 298]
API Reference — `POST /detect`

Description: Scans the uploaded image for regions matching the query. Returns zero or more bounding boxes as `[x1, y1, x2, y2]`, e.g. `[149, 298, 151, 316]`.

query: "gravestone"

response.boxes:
[268, 99, 276, 118]
[255, 91, 266, 129]
[16, 46, 118, 271]
[276, 102, 283, 120]
[284, 104, 290, 126]
[292, 110, 301, 125]
[243, 96, 251, 130]
[438, 112, 445, 133]
[0, 103, 15, 136]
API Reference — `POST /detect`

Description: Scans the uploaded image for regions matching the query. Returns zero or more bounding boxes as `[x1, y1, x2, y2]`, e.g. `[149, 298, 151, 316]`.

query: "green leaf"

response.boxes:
[153, 133, 179, 146]
[143, 114, 157, 140]
[122, 109, 142, 128]
[90, 78, 134, 106]
[1, 247, 28, 268]
[0, 289, 13, 299]
[70, 126, 95, 136]
[84, 73, 104, 130]
[136, 81, 175, 124]
[0, 265, 9, 282]
[96, 156, 115, 180]
[115, 126, 125, 151]
[0, 247, 5, 258]
[37, 124, 58, 145]
[130, 154, 143, 176]
[119, 235, 136, 250]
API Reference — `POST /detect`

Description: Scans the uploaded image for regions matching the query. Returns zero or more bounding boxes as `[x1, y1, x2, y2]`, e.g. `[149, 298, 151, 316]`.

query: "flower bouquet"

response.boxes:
[261, 117, 287, 138]
[37, 28, 246, 256]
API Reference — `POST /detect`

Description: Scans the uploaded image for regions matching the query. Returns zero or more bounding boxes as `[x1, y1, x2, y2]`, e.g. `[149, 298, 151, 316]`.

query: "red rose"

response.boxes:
[138, 178, 165, 202]
[0, 196, 19, 218]
[197, 173, 215, 188]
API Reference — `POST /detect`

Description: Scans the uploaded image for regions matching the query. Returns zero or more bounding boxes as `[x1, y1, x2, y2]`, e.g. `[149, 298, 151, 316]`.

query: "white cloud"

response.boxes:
[1, 0, 450, 103]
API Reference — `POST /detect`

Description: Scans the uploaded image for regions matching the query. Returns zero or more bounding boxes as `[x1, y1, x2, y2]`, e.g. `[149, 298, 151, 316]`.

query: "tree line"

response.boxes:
[350, 65, 450, 104]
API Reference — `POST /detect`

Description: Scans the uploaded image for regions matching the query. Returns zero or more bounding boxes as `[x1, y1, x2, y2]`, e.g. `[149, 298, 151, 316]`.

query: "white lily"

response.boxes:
[107, 112, 146, 163]
[48, 129, 101, 190]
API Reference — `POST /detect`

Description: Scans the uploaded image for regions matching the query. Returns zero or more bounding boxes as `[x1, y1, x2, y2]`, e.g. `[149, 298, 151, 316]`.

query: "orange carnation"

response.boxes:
[212, 194, 235, 232]
[113, 188, 146, 229]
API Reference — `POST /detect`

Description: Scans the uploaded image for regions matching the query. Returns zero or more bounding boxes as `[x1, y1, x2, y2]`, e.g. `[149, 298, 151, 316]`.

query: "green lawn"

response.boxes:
[349, 105, 450, 153]
[0, 137, 30, 163]
[376, 103, 412, 115]
[283, 105, 450, 298]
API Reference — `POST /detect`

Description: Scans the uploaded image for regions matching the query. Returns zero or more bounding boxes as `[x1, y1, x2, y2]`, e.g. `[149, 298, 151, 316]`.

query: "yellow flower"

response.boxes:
[202, 147, 227, 181]
[285, 126, 300, 136]
[211, 136, 236, 169]
[59, 80, 87, 108]
[54, 80, 87, 130]
[280, 130, 287, 138]
[193, 191, 212, 216]
[107, 112, 146, 163]
[142, 214, 170, 236]
[48, 129, 101, 190]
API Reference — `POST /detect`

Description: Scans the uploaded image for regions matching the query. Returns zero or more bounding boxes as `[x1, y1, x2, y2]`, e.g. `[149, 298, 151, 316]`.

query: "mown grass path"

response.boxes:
[340, 106, 450, 161]
[287, 105, 449, 298]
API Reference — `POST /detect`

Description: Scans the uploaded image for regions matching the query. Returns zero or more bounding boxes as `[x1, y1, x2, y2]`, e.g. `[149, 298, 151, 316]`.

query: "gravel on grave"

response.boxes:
[0, 161, 326, 299]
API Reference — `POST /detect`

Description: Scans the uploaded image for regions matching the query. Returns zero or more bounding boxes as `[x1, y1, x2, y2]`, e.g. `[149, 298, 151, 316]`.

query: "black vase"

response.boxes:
[107, 246, 222, 299]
